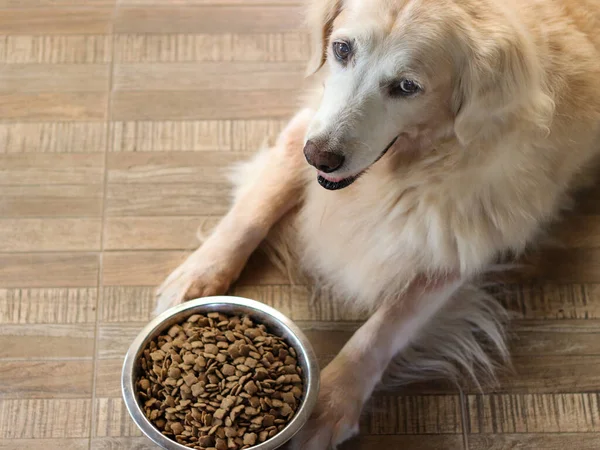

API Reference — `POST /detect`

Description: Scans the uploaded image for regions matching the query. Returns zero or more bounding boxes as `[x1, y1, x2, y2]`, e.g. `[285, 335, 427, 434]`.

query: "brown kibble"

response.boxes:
[135, 313, 303, 448]
[205, 343, 219, 355]
[199, 435, 214, 447]
[168, 325, 181, 337]
[170, 422, 184, 435]
[280, 403, 293, 417]
[222, 364, 235, 377]
[244, 380, 258, 395]
[221, 396, 235, 411]
[239, 344, 250, 357]
[215, 437, 228, 450]
[214, 408, 227, 420]
[244, 328, 261, 340]
[237, 364, 250, 373]
[262, 415, 275, 427]
[150, 351, 164, 361]
[183, 353, 196, 364]
[243, 433, 257, 446]
[228, 344, 241, 359]
[254, 368, 268, 381]
[244, 357, 258, 369]
[191, 382, 204, 397]
[183, 373, 198, 386]
[282, 392, 296, 405]
[196, 355, 207, 368]
[168, 367, 181, 379]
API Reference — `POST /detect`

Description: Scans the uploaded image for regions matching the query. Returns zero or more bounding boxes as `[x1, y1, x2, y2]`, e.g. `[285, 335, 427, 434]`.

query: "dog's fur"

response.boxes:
[155, 0, 600, 448]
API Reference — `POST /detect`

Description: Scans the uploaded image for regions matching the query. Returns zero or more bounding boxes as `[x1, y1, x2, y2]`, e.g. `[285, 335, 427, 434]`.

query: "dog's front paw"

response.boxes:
[288, 363, 363, 450]
[154, 246, 237, 316]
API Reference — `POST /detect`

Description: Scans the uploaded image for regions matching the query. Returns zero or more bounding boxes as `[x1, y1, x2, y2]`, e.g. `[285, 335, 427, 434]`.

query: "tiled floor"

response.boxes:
[1, 2, 600, 450]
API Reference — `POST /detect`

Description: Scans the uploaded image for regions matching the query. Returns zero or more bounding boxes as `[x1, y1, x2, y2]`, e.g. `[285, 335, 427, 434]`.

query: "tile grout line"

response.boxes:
[88, 8, 118, 449]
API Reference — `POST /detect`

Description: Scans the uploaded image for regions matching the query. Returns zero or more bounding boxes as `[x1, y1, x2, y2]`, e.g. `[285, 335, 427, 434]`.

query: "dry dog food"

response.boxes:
[136, 312, 304, 449]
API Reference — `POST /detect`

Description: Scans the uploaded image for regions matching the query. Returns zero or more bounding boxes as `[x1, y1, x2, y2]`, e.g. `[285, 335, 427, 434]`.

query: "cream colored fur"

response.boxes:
[155, 0, 600, 448]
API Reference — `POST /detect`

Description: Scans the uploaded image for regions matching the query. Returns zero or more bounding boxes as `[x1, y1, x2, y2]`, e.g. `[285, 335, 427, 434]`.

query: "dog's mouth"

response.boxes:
[317, 136, 398, 191]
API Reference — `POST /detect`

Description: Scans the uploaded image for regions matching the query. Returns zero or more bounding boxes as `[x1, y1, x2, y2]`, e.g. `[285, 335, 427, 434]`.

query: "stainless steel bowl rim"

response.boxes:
[122, 296, 320, 450]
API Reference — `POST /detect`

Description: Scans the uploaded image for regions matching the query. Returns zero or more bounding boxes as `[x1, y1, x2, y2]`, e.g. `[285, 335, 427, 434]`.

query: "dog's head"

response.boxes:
[303, 0, 553, 190]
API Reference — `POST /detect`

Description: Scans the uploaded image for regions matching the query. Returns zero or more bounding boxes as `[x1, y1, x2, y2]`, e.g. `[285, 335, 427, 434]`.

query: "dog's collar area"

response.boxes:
[316, 135, 399, 190]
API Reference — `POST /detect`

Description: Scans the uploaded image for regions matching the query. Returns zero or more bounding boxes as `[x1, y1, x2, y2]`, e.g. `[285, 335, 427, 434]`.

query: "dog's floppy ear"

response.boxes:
[452, 21, 553, 145]
[305, 0, 343, 76]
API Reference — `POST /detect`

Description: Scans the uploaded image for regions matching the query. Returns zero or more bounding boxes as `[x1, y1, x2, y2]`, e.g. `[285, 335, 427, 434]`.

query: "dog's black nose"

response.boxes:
[303, 140, 345, 173]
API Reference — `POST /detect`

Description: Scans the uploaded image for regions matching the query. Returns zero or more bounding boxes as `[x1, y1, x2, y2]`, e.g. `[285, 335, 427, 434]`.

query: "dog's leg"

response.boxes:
[289, 276, 463, 450]
[154, 108, 313, 315]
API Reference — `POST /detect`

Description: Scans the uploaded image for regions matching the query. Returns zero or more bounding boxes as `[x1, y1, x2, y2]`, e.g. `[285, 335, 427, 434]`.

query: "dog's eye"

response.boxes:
[332, 41, 352, 63]
[389, 79, 421, 97]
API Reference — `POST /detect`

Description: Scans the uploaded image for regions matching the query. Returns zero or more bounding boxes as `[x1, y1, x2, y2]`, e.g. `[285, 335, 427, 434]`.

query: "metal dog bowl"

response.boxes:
[122, 296, 320, 450]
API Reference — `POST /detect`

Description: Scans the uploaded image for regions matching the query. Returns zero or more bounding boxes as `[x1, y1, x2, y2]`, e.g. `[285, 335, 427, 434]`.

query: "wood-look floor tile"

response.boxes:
[0, 185, 103, 218]
[496, 283, 600, 319]
[0, 399, 91, 438]
[0, 92, 107, 121]
[106, 151, 246, 184]
[0, 153, 104, 185]
[0, 253, 99, 288]
[113, 33, 310, 63]
[0, 218, 102, 252]
[487, 356, 600, 394]
[103, 216, 219, 250]
[0, 0, 114, 6]
[101, 250, 287, 296]
[513, 248, 600, 283]
[100, 286, 155, 322]
[114, 62, 304, 91]
[111, 90, 298, 120]
[99, 284, 369, 323]
[231, 119, 287, 151]
[114, 6, 303, 34]
[105, 183, 231, 216]
[0, 9, 113, 35]
[0, 64, 110, 93]
[0, 35, 111, 64]
[466, 393, 600, 433]
[110, 120, 231, 152]
[95, 359, 125, 398]
[0, 122, 107, 153]
[97, 323, 143, 360]
[90, 437, 161, 450]
[102, 251, 188, 286]
[366, 395, 464, 435]
[0, 324, 94, 359]
[231, 284, 368, 321]
[0, 361, 92, 398]
[119, 0, 302, 5]
[468, 434, 600, 450]
[341, 435, 465, 450]
[0, 439, 89, 450]
[0, 288, 97, 324]
[236, 253, 289, 285]
[94, 397, 142, 437]
[509, 320, 600, 355]
[552, 215, 600, 248]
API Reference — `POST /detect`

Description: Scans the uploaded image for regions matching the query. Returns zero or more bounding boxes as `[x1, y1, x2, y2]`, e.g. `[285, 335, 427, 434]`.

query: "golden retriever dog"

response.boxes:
[156, 0, 600, 447]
